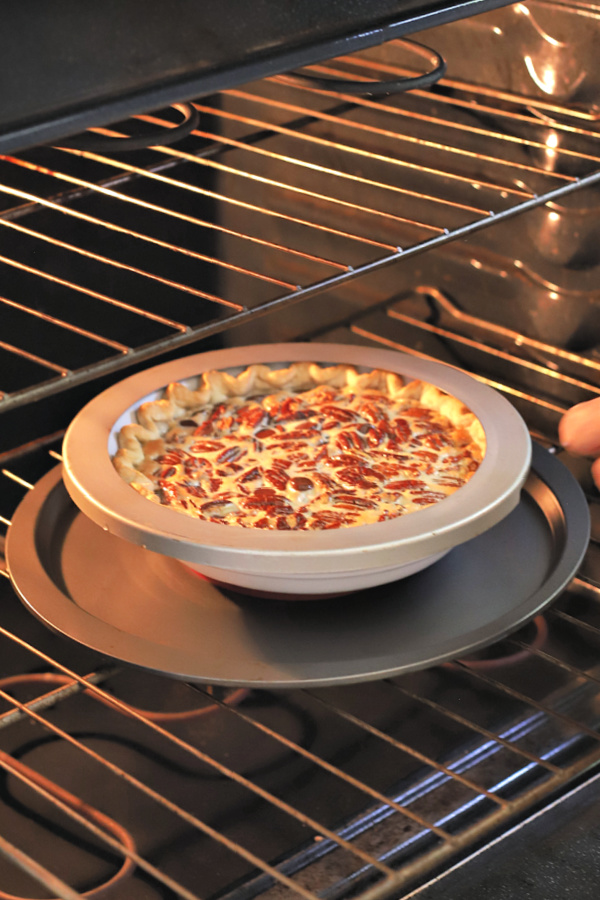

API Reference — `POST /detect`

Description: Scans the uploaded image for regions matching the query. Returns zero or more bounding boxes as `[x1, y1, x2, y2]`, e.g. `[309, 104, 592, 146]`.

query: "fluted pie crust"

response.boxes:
[113, 362, 486, 530]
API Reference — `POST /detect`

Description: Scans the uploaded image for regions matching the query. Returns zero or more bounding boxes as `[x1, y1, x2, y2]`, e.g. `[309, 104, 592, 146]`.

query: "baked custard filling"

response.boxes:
[113, 363, 486, 530]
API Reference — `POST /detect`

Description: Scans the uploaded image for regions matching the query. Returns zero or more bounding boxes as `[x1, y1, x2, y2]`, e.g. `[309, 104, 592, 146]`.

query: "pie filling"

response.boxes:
[113, 363, 486, 530]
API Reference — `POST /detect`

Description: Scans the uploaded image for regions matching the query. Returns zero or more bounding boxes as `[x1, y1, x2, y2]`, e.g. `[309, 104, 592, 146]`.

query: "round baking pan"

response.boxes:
[5, 444, 589, 688]
[61, 344, 531, 594]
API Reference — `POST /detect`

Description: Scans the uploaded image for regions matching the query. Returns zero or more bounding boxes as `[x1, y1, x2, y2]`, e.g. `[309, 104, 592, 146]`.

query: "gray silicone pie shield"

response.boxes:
[60, 343, 532, 591]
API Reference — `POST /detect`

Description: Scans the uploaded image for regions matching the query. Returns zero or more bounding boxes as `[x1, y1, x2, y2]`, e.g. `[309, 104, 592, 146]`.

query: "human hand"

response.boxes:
[559, 397, 600, 489]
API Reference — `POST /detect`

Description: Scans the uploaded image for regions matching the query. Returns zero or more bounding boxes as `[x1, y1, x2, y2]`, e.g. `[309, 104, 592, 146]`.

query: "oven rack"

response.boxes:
[0, 0, 521, 157]
[1, 485, 600, 900]
[2, 29, 600, 415]
[1, 312, 600, 900]
[3, 10, 600, 896]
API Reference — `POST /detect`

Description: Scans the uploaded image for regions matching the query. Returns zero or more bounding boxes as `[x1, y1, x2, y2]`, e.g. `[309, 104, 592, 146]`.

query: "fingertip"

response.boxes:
[558, 398, 600, 457]
[591, 456, 600, 492]
[558, 403, 579, 450]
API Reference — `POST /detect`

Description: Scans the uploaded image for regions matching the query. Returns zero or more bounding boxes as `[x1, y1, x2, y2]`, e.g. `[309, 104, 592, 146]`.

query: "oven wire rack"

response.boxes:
[1, 15, 600, 412]
[3, 6, 600, 897]
[1, 308, 600, 898]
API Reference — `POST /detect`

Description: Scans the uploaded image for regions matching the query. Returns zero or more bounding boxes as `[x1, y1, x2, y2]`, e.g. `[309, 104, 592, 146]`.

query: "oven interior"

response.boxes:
[3, 2, 600, 897]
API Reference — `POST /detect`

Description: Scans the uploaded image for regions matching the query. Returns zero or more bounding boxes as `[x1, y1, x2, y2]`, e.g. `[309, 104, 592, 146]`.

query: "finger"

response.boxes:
[559, 397, 600, 457]
[591, 456, 600, 492]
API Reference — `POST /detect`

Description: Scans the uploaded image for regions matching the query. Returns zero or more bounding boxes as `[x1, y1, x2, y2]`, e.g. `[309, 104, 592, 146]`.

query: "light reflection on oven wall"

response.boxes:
[218, 3, 600, 355]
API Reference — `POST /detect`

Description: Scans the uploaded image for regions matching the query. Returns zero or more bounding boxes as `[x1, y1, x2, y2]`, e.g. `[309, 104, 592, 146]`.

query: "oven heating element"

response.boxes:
[2, 3, 600, 897]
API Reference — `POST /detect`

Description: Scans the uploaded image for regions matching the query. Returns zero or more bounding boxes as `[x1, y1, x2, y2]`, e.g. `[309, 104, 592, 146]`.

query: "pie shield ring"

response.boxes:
[60, 343, 532, 592]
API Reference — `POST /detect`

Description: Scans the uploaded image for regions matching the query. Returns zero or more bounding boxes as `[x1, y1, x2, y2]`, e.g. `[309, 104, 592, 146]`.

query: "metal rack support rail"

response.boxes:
[1, 166, 600, 414]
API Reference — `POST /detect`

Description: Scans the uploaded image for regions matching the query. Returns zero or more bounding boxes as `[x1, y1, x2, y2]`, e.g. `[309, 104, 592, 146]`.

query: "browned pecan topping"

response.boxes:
[118, 368, 484, 529]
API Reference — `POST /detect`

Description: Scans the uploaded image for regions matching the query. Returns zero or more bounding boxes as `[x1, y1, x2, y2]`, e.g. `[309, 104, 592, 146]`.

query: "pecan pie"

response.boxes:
[113, 362, 486, 530]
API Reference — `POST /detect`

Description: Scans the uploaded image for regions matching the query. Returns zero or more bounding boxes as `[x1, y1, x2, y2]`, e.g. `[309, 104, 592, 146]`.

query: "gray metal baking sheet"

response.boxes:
[6, 444, 590, 688]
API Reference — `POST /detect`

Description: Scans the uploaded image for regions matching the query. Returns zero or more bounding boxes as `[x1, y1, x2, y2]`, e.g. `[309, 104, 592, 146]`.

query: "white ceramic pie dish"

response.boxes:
[62, 343, 532, 596]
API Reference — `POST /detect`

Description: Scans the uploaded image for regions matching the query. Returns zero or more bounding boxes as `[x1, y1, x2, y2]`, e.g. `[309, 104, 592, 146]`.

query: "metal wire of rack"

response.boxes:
[1, 33, 600, 412]
[2, 10, 600, 897]
[1, 308, 600, 898]
[1, 503, 600, 900]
